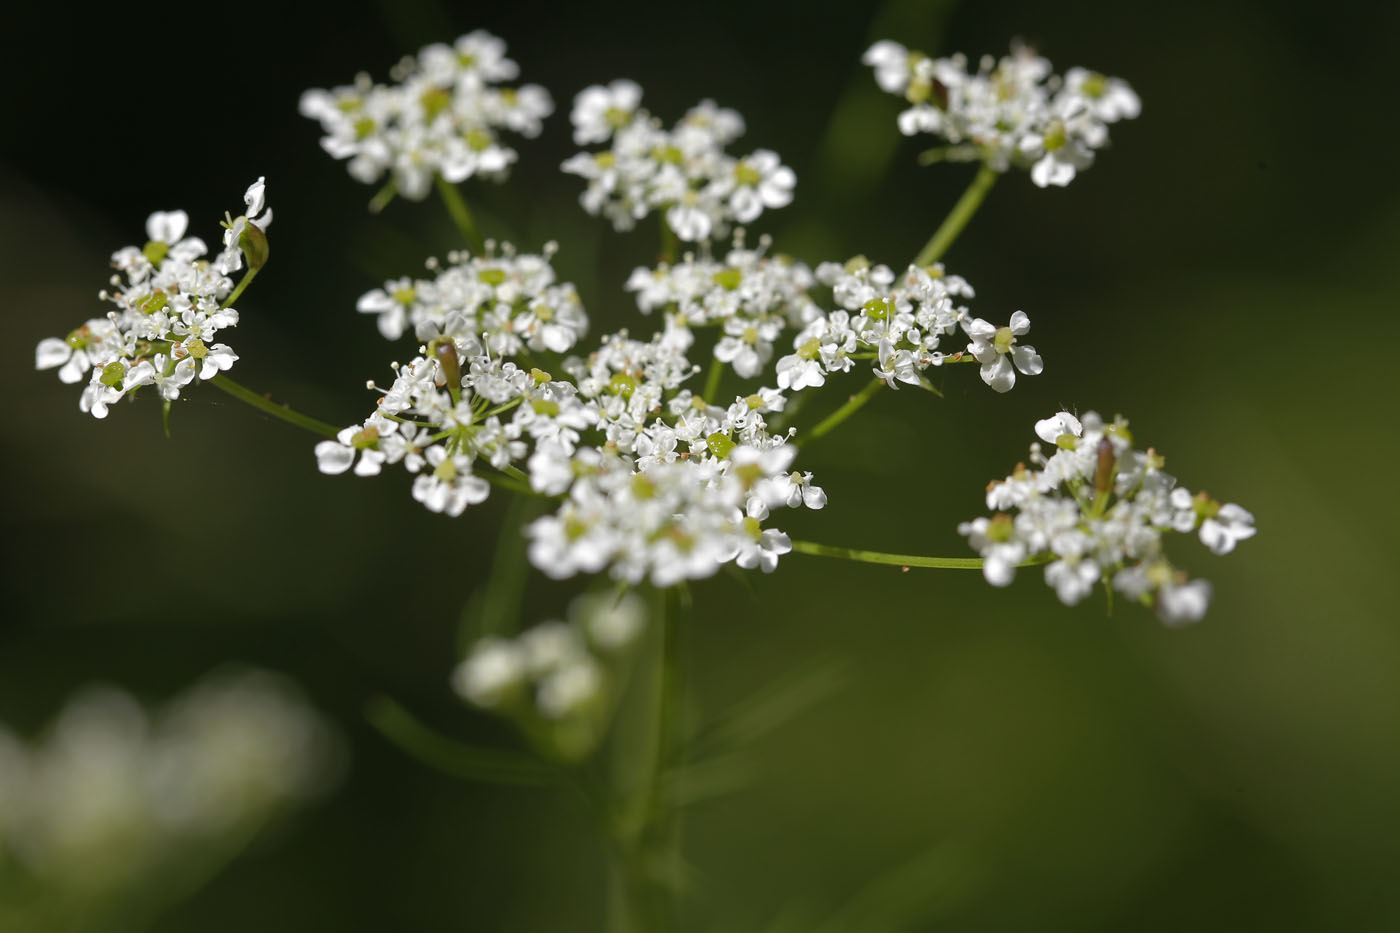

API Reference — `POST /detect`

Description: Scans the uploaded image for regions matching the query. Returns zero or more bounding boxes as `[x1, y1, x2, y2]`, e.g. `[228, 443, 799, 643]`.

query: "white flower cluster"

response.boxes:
[299, 31, 553, 200]
[561, 81, 795, 241]
[777, 257, 1042, 393]
[0, 670, 338, 901]
[863, 41, 1140, 187]
[34, 179, 270, 418]
[453, 591, 646, 717]
[959, 411, 1257, 624]
[355, 243, 588, 351]
[321, 285, 825, 580]
[452, 592, 648, 760]
[527, 440, 818, 586]
[624, 241, 822, 380]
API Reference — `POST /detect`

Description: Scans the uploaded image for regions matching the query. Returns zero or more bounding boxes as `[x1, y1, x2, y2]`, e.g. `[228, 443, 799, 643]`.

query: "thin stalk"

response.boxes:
[368, 179, 397, 214]
[480, 468, 550, 499]
[364, 695, 555, 785]
[207, 374, 341, 438]
[436, 176, 485, 253]
[702, 357, 724, 403]
[607, 587, 675, 933]
[914, 164, 999, 267]
[659, 214, 678, 264]
[802, 377, 883, 445]
[220, 267, 258, 310]
[792, 539, 1053, 571]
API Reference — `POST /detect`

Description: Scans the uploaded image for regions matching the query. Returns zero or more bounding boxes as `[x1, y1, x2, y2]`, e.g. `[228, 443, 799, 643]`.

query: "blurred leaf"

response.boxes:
[809, 843, 980, 933]
[457, 495, 540, 653]
[365, 694, 555, 786]
[662, 753, 756, 809]
[690, 657, 848, 757]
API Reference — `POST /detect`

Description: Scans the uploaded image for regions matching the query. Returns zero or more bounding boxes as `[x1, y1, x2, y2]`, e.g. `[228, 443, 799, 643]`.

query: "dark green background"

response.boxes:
[4, 0, 1397, 929]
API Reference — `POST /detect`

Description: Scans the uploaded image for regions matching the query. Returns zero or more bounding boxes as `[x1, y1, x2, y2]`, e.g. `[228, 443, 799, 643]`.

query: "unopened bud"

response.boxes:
[705, 431, 736, 460]
[1093, 438, 1115, 496]
[431, 337, 462, 391]
[99, 361, 125, 388]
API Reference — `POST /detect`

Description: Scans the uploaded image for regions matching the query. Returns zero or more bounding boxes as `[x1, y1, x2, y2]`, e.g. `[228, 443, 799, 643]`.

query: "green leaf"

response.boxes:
[365, 695, 555, 786]
[808, 844, 981, 933]
[689, 658, 847, 756]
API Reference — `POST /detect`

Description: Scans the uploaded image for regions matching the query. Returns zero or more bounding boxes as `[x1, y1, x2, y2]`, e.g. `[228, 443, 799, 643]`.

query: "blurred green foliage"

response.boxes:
[2, 0, 1397, 929]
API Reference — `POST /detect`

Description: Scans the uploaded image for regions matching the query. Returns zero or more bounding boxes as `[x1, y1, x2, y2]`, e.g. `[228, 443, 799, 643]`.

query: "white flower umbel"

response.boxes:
[525, 439, 814, 586]
[624, 238, 821, 389]
[562, 86, 796, 241]
[35, 181, 268, 418]
[959, 411, 1256, 623]
[451, 591, 649, 760]
[0, 670, 338, 905]
[772, 256, 1038, 396]
[300, 31, 553, 200]
[864, 40, 1139, 188]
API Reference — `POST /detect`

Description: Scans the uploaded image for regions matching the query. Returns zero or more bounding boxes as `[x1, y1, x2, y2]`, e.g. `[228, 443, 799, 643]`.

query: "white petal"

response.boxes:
[244, 177, 267, 216]
[315, 441, 355, 475]
[1012, 345, 1044, 376]
[980, 356, 1015, 393]
[35, 338, 71, 371]
[146, 210, 188, 244]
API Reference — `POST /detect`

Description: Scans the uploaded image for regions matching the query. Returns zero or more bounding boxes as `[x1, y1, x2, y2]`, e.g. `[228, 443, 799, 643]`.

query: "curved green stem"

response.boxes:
[365, 695, 555, 786]
[791, 539, 1053, 571]
[220, 267, 258, 310]
[802, 377, 883, 445]
[914, 164, 999, 267]
[207, 373, 341, 438]
[436, 176, 485, 253]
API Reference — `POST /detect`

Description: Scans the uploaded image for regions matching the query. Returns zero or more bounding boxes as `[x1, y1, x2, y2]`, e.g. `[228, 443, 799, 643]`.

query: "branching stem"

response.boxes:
[802, 377, 883, 445]
[436, 176, 485, 253]
[791, 539, 1052, 571]
[207, 374, 341, 438]
[914, 164, 999, 266]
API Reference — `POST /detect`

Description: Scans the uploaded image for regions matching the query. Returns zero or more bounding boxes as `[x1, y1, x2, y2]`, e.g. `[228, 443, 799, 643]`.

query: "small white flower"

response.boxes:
[964, 310, 1043, 392]
[863, 40, 912, 94]
[412, 446, 490, 516]
[1199, 503, 1256, 555]
[571, 80, 643, 145]
[452, 638, 526, 708]
[1035, 411, 1083, 444]
[1157, 579, 1211, 625]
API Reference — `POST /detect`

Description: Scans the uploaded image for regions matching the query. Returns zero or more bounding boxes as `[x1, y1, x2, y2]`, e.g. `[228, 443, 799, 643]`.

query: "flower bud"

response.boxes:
[430, 337, 462, 392]
[239, 221, 270, 271]
[1093, 437, 1115, 496]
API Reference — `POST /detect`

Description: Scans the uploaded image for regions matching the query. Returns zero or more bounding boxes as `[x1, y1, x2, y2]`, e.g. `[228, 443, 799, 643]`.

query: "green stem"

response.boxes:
[480, 467, 550, 499]
[436, 176, 485, 253]
[659, 214, 678, 264]
[791, 539, 1053, 571]
[207, 373, 341, 438]
[802, 377, 883, 445]
[365, 695, 555, 785]
[368, 179, 397, 214]
[702, 357, 724, 403]
[913, 164, 999, 267]
[607, 587, 676, 933]
[220, 266, 258, 310]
